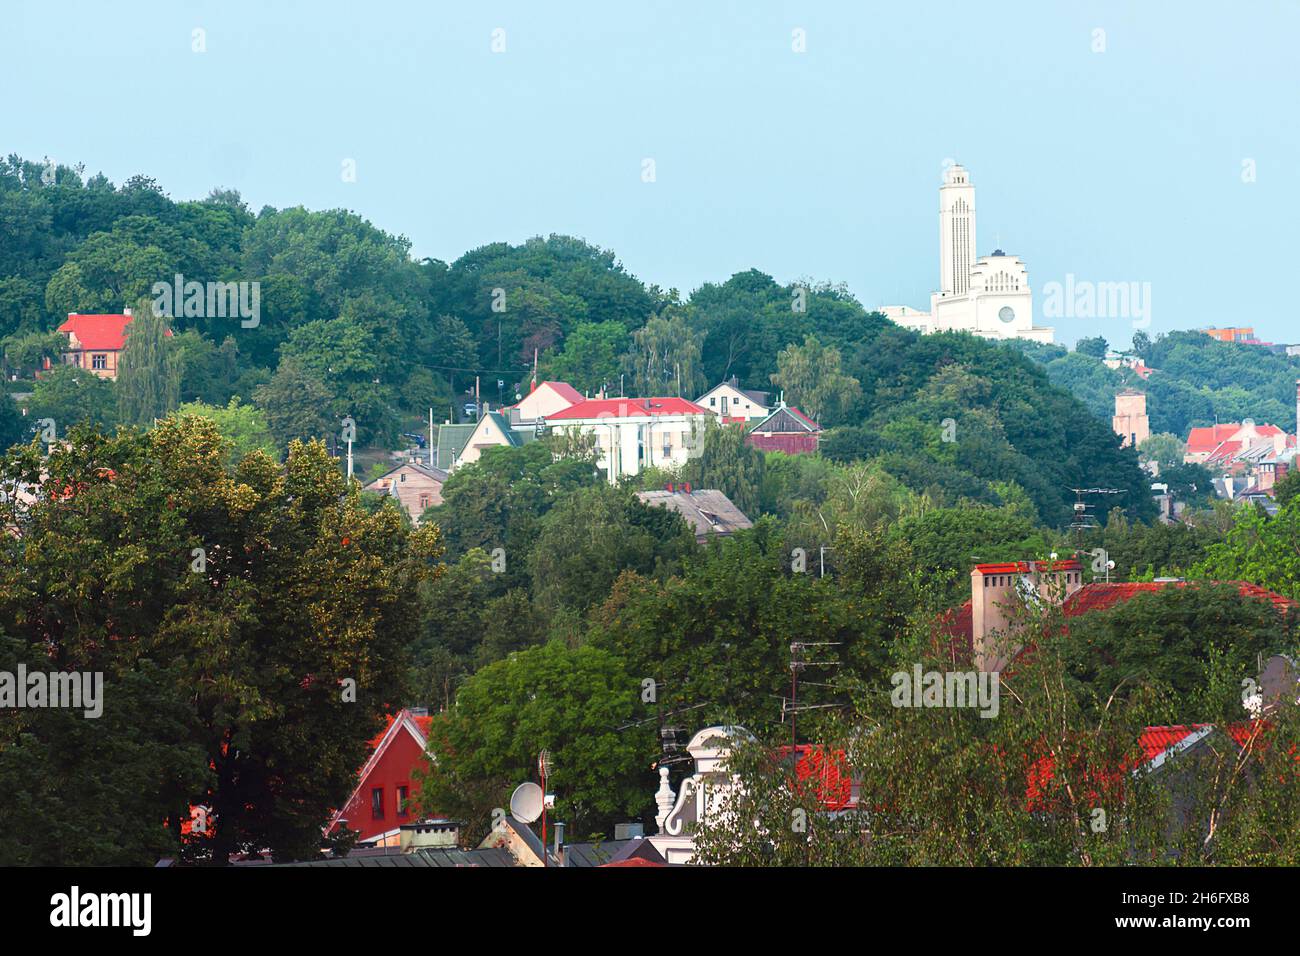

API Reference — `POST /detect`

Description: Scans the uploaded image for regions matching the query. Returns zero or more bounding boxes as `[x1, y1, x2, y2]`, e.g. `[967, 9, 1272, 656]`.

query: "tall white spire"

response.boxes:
[939, 164, 976, 296]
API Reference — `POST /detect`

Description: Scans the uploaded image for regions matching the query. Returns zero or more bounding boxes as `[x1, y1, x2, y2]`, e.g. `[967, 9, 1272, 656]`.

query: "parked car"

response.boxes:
[401, 432, 427, 449]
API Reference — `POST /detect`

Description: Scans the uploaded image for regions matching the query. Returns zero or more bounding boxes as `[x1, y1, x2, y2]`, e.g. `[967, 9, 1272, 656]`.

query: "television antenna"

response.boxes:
[1066, 487, 1124, 543]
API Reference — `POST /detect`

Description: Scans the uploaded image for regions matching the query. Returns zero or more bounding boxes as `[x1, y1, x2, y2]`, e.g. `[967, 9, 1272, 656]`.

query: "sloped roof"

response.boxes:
[546, 397, 709, 419]
[635, 488, 753, 537]
[749, 405, 820, 434]
[325, 710, 432, 837]
[58, 312, 170, 350]
[1186, 424, 1242, 454]
[539, 381, 584, 403]
[435, 424, 475, 469]
[363, 461, 448, 490]
[275, 846, 516, 867]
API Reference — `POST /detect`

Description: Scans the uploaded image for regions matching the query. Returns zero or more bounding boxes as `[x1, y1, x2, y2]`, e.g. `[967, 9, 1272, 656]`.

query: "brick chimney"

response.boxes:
[970, 559, 1083, 671]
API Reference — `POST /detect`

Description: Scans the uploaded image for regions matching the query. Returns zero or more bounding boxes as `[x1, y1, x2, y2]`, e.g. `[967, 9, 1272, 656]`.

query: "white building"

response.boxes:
[695, 377, 770, 423]
[542, 397, 712, 484]
[881, 164, 1054, 343]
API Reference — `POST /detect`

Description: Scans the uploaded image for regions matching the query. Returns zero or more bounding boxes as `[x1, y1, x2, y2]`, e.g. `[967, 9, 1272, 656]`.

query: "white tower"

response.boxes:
[939, 164, 976, 297]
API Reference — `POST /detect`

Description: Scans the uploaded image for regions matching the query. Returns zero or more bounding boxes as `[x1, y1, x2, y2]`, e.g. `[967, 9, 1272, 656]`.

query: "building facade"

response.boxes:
[1112, 389, 1150, 448]
[543, 397, 712, 484]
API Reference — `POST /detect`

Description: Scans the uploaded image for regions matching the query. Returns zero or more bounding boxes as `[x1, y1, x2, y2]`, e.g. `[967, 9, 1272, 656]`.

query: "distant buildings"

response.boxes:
[507, 380, 584, 424]
[881, 164, 1054, 344]
[939, 559, 1297, 674]
[1112, 389, 1150, 449]
[543, 397, 712, 484]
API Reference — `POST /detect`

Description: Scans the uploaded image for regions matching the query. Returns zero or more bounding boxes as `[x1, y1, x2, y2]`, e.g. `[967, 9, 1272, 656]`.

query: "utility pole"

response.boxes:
[428, 407, 434, 468]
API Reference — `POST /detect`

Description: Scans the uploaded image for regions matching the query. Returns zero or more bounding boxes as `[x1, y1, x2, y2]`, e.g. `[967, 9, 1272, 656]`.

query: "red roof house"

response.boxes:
[53, 310, 171, 381]
[325, 709, 435, 847]
[543, 397, 710, 420]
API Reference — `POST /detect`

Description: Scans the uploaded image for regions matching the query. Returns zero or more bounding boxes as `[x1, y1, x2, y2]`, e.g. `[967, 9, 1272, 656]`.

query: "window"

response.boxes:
[400, 473, 406, 482]
[419, 493, 431, 510]
[710, 397, 716, 406]
[91, 354, 107, 370]
[397, 785, 409, 817]
[371, 787, 384, 820]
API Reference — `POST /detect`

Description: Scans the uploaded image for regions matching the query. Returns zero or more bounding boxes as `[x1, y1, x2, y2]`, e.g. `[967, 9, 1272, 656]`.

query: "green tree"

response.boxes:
[419, 641, 653, 842]
[27, 364, 117, 432]
[0, 416, 442, 863]
[176, 397, 276, 462]
[545, 320, 627, 393]
[771, 335, 861, 425]
[252, 358, 336, 451]
[115, 302, 180, 425]
[624, 308, 706, 397]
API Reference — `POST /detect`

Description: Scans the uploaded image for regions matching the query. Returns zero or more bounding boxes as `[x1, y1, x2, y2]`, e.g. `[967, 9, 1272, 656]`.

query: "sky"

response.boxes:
[4, 0, 1297, 346]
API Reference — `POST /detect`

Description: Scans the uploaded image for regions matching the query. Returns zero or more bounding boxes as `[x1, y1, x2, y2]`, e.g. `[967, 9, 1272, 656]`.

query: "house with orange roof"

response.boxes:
[52, 309, 171, 381]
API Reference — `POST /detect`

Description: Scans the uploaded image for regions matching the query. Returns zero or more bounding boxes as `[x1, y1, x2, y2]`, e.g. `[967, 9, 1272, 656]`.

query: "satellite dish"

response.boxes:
[509, 782, 543, 824]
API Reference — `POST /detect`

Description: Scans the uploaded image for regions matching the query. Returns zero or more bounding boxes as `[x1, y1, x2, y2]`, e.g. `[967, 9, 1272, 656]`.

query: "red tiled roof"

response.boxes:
[1136, 724, 1205, 761]
[545, 397, 710, 419]
[937, 580, 1297, 665]
[58, 313, 133, 351]
[57, 312, 172, 351]
[975, 560, 1081, 574]
[1186, 424, 1242, 454]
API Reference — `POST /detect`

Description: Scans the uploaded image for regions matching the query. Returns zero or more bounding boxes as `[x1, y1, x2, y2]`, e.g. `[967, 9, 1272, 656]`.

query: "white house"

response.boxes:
[542, 397, 712, 484]
[507, 380, 584, 424]
[695, 378, 770, 423]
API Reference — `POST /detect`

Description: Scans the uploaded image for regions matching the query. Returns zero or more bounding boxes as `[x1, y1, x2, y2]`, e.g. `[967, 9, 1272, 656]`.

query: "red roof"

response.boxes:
[1186, 424, 1242, 454]
[601, 857, 665, 867]
[58, 313, 133, 351]
[57, 312, 171, 351]
[545, 397, 710, 420]
[939, 580, 1297, 665]
[975, 560, 1081, 575]
[789, 407, 819, 429]
[540, 381, 584, 404]
[1187, 423, 1286, 456]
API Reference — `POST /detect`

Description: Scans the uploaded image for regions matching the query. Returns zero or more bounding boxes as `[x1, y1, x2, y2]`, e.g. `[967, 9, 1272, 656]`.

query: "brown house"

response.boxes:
[363, 461, 448, 523]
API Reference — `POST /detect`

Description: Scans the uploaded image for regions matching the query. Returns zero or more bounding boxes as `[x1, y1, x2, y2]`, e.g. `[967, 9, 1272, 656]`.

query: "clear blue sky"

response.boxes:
[4, 1, 1296, 346]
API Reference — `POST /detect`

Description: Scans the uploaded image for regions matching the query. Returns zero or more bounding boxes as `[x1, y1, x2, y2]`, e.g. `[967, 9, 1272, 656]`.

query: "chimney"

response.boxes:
[553, 821, 565, 861]
[970, 560, 1083, 672]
